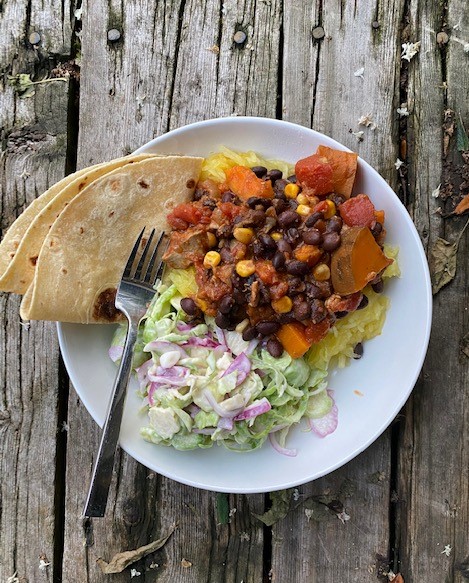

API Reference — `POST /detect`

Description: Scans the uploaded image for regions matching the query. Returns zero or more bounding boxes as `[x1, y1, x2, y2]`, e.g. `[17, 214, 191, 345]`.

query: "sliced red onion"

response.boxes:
[177, 321, 194, 332]
[187, 403, 201, 418]
[218, 417, 234, 431]
[245, 339, 259, 356]
[108, 345, 123, 362]
[309, 392, 338, 437]
[184, 336, 219, 349]
[221, 352, 251, 386]
[148, 365, 189, 387]
[268, 432, 297, 457]
[136, 359, 152, 388]
[147, 382, 158, 406]
[234, 397, 271, 421]
[144, 340, 188, 358]
[203, 389, 243, 419]
[214, 325, 228, 349]
[270, 423, 289, 433]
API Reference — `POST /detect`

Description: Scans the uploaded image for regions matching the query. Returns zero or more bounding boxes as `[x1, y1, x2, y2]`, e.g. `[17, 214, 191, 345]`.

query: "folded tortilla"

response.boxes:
[0, 154, 156, 294]
[20, 155, 202, 323]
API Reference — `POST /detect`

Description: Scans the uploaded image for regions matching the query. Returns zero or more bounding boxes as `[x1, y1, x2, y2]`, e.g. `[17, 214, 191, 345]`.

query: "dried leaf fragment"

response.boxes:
[430, 218, 469, 294]
[253, 489, 292, 526]
[389, 573, 404, 583]
[454, 193, 469, 215]
[97, 525, 176, 574]
[181, 558, 192, 568]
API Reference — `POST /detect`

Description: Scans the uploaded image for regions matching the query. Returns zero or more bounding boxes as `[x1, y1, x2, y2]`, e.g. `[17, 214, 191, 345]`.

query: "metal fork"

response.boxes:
[83, 227, 166, 518]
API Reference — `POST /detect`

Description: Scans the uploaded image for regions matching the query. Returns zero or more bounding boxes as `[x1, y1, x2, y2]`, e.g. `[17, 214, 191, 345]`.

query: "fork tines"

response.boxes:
[123, 228, 166, 286]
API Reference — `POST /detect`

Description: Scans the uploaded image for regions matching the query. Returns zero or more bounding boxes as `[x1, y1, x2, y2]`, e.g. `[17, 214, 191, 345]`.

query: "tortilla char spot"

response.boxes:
[140, 237, 148, 248]
[93, 288, 120, 322]
[109, 211, 115, 218]
[110, 179, 121, 192]
[78, 181, 86, 191]
[50, 240, 54, 247]
[20, 279, 26, 284]
[61, 268, 67, 274]
[138, 180, 149, 189]
[79, 226, 84, 234]
[186, 179, 195, 189]
[30, 255, 38, 266]
[9, 252, 15, 259]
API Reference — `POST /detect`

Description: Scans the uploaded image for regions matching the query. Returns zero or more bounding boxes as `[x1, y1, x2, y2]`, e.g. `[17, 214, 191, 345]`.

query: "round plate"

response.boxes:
[58, 117, 432, 493]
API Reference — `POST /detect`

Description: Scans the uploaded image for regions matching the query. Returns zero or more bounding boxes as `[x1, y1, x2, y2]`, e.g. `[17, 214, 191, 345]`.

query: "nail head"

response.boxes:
[29, 32, 41, 45]
[372, 21, 380, 29]
[107, 29, 121, 42]
[436, 31, 449, 44]
[312, 26, 325, 40]
[233, 30, 247, 44]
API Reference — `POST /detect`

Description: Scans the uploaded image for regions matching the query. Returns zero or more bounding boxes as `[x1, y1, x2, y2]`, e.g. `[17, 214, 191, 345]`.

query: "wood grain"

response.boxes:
[0, 1, 72, 581]
[396, 1, 469, 582]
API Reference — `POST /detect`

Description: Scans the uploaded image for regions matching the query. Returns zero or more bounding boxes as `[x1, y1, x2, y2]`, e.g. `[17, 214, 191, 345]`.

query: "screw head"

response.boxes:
[29, 31, 41, 45]
[312, 26, 325, 40]
[107, 29, 121, 42]
[436, 31, 449, 44]
[233, 30, 247, 44]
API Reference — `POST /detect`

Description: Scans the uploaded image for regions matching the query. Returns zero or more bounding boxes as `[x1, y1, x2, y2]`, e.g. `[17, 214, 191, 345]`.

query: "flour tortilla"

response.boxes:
[20, 155, 203, 323]
[0, 154, 157, 294]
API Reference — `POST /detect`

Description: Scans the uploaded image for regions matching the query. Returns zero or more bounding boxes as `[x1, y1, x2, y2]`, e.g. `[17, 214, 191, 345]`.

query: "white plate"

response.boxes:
[58, 117, 432, 493]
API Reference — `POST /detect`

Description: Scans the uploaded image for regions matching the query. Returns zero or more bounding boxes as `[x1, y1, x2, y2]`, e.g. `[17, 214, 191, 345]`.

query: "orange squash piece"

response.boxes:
[225, 166, 274, 200]
[316, 146, 358, 198]
[276, 322, 312, 358]
[331, 226, 393, 295]
[304, 318, 331, 344]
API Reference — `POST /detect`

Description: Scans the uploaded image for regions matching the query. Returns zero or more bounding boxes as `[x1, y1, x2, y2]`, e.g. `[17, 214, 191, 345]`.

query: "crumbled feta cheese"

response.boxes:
[397, 107, 410, 116]
[337, 510, 351, 524]
[395, 158, 404, 170]
[441, 544, 452, 556]
[39, 559, 50, 571]
[351, 131, 365, 142]
[354, 67, 365, 79]
[61, 421, 69, 432]
[130, 568, 141, 577]
[432, 184, 441, 198]
[401, 41, 421, 61]
[149, 562, 159, 569]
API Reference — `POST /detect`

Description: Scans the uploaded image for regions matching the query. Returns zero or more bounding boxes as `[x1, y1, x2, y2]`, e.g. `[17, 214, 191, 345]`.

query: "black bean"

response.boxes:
[371, 221, 383, 238]
[305, 282, 323, 299]
[250, 209, 266, 226]
[353, 342, 364, 359]
[193, 188, 205, 201]
[357, 295, 369, 310]
[203, 198, 217, 210]
[326, 216, 343, 233]
[217, 224, 233, 238]
[219, 295, 234, 314]
[278, 210, 300, 228]
[305, 212, 323, 227]
[267, 337, 284, 358]
[220, 246, 233, 263]
[288, 199, 298, 210]
[322, 232, 341, 251]
[181, 297, 198, 316]
[272, 251, 286, 270]
[329, 193, 345, 206]
[215, 312, 231, 329]
[334, 311, 348, 319]
[251, 165, 267, 178]
[252, 239, 265, 259]
[266, 169, 283, 183]
[310, 299, 327, 323]
[286, 260, 310, 276]
[288, 277, 306, 294]
[258, 233, 277, 249]
[246, 196, 262, 208]
[372, 278, 384, 293]
[221, 190, 240, 204]
[242, 325, 258, 341]
[256, 320, 281, 336]
[285, 227, 301, 245]
[287, 174, 297, 183]
[233, 289, 247, 305]
[277, 238, 292, 254]
[272, 199, 289, 214]
[278, 312, 296, 324]
[302, 228, 322, 245]
[273, 179, 288, 196]
[293, 301, 311, 321]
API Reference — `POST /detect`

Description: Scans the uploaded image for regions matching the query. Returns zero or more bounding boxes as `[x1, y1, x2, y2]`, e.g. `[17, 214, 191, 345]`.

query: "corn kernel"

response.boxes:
[272, 296, 293, 313]
[323, 200, 336, 219]
[297, 193, 309, 205]
[203, 250, 221, 269]
[271, 232, 282, 241]
[207, 232, 217, 248]
[233, 227, 255, 244]
[285, 183, 300, 199]
[296, 204, 312, 216]
[313, 263, 331, 281]
[195, 298, 209, 312]
[236, 259, 256, 277]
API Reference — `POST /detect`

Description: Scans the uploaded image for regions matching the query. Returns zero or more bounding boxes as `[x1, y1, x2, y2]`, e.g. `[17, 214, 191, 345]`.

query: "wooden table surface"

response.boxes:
[1, 1, 468, 582]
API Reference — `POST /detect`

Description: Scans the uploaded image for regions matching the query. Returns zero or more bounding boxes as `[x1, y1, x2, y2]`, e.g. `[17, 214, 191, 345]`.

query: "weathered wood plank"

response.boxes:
[0, 1, 72, 581]
[64, 1, 283, 580]
[273, 1, 405, 580]
[396, 1, 469, 582]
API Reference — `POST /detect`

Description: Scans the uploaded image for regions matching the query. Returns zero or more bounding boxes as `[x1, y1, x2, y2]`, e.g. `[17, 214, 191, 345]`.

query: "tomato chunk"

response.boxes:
[167, 203, 202, 228]
[225, 166, 274, 200]
[338, 194, 378, 228]
[295, 154, 334, 196]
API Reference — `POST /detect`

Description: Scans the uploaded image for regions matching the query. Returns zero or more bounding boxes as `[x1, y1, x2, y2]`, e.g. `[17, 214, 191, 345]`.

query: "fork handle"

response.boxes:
[83, 321, 138, 517]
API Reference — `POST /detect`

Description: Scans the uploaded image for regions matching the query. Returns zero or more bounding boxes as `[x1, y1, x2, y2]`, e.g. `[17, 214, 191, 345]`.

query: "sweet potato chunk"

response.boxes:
[225, 166, 274, 200]
[316, 146, 358, 198]
[276, 322, 312, 358]
[331, 226, 393, 295]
